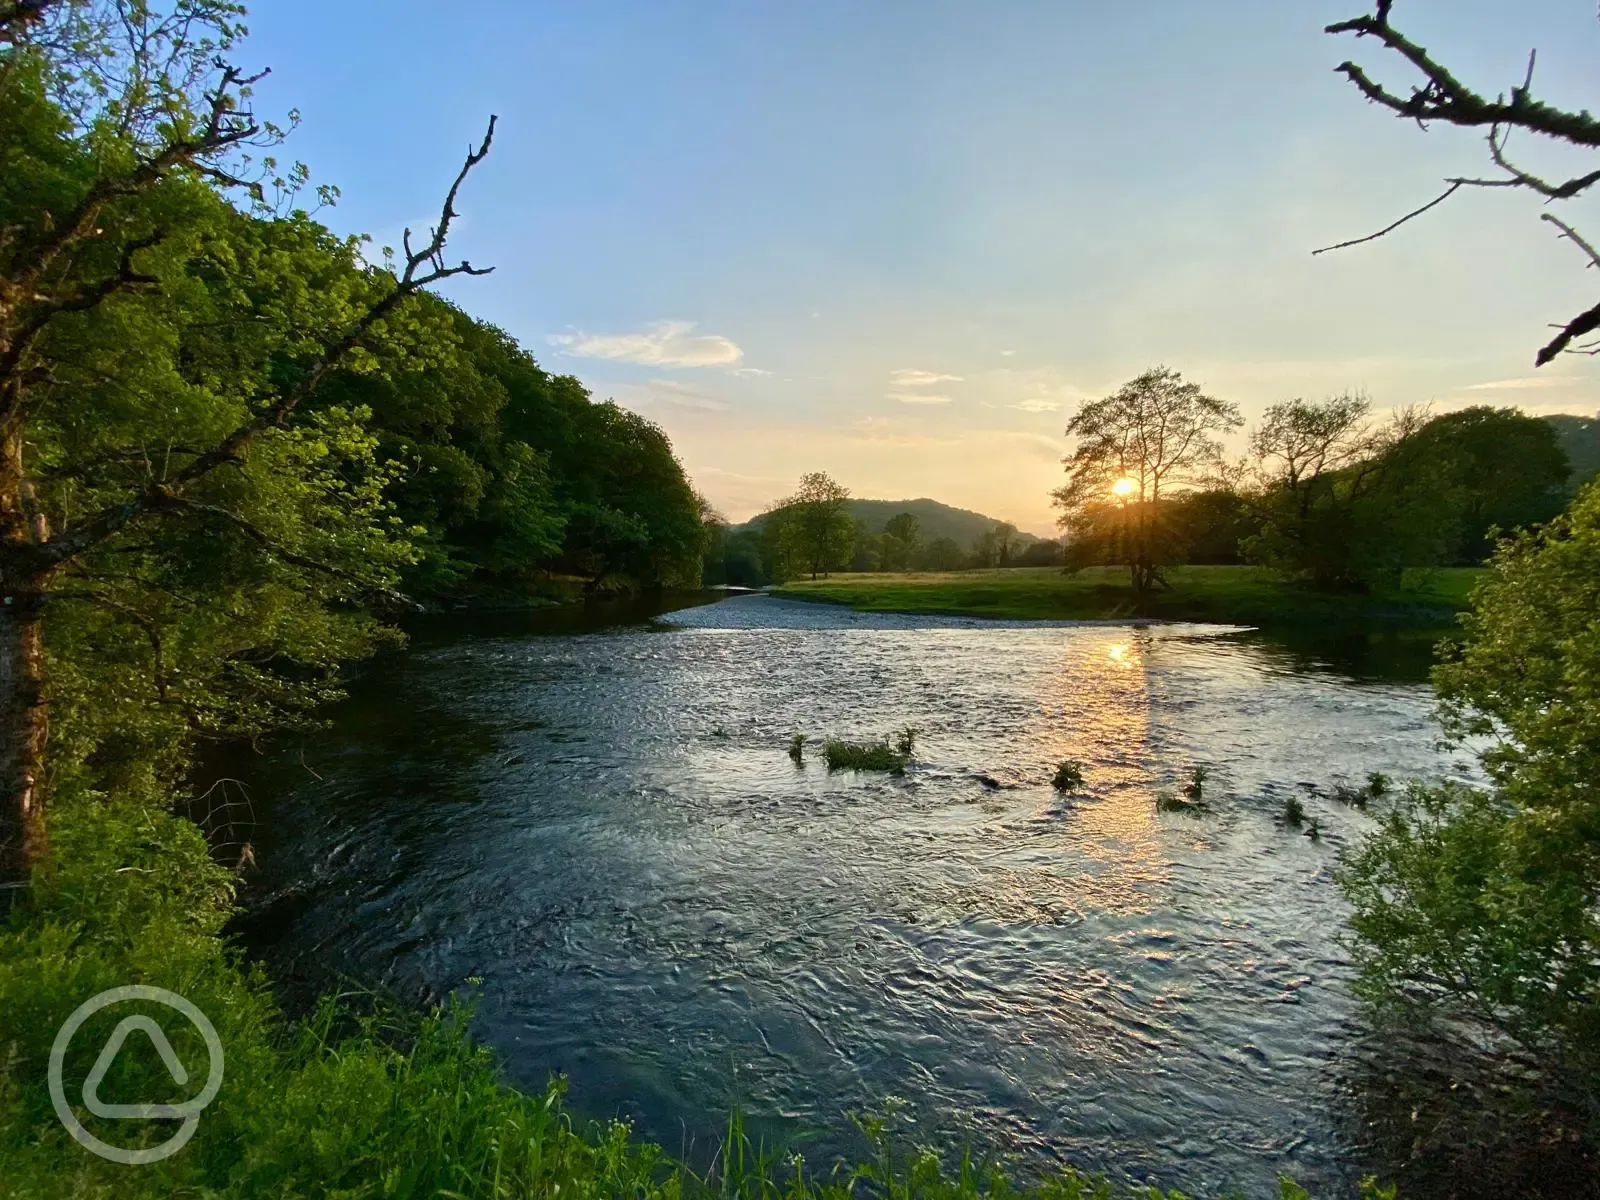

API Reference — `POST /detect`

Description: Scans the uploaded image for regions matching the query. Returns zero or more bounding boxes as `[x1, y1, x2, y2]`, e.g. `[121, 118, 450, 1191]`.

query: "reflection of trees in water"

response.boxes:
[1227, 626, 1449, 685]
[1338, 1028, 1598, 1199]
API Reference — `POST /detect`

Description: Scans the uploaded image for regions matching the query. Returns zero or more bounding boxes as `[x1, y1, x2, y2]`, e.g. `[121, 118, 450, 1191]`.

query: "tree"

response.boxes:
[920, 536, 964, 571]
[1244, 401, 1462, 589]
[1405, 407, 1569, 562]
[1340, 478, 1600, 1087]
[1013, 538, 1063, 568]
[1053, 367, 1241, 596]
[1545, 413, 1600, 490]
[775, 471, 853, 580]
[879, 511, 920, 571]
[1321, 3, 1600, 367]
[0, 2, 496, 882]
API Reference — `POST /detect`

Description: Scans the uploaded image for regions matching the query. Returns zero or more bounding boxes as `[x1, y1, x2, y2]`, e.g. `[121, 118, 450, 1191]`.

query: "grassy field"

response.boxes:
[772, 565, 1484, 628]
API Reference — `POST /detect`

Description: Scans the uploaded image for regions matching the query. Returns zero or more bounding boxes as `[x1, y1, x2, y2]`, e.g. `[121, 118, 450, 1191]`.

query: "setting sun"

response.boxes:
[1111, 477, 1138, 497]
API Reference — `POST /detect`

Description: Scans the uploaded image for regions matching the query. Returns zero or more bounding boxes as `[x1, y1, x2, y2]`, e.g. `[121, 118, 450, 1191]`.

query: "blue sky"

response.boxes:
[244, 1, 1600, 533]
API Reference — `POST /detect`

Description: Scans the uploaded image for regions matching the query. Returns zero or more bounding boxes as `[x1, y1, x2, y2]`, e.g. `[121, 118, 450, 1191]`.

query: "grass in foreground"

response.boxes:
[773, 565, 1483, 629]
[0, 801, 1396, 1199]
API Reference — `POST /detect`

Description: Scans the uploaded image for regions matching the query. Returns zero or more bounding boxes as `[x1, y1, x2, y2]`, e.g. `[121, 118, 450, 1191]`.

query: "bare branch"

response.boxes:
[1312, 181, 1463, 255]
[1447, 126, 1600, 201]
[1536, 299, 1600, 366]
[1541, 212, 1600, 270]
[1326, 7, 1600, 146]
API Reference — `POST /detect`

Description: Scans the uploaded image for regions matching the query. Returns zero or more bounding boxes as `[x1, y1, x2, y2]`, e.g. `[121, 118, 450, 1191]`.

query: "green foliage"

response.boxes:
[1282, 795, 1306, 828]
[1365, 772, 1391, 799]
[1404, 407, 1569, 564]
[1052, 761, 1085, 791]
[823, 739, 909, 774]
[1340, 479, 1600, 1085]
[894, 726, 918, 757]
[788, 733, 807, 763]
[1183, 767, 1207, 802]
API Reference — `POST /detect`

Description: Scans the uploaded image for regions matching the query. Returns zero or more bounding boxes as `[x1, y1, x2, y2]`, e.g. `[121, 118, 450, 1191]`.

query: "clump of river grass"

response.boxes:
[823, 738, 909, 774]
[1332, 772, 1393, 808]
[789, 733, 807, 763]
[1155, 790, 1206, 815]
[1155, 767, 1212, 814]
[1052, 760, 1085, 791]
[1306, 816, 1323, 842]
[1283, 794, 1307, 827]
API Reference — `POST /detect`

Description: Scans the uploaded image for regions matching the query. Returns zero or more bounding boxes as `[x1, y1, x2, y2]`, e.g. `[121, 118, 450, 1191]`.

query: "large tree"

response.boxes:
[769, 471, 852, 581]
[1321, 2, 1600, 367]
[0, 1, 495, 883]
[1053, 367, 1241, 596]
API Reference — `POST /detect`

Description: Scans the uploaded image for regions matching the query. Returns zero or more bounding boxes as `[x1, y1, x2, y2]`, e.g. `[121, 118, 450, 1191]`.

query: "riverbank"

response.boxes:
[772, 565, 1483, 629]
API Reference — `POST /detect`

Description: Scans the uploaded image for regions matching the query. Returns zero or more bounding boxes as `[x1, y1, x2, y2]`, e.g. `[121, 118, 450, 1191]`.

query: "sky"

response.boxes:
[241, 0, 1600, 535]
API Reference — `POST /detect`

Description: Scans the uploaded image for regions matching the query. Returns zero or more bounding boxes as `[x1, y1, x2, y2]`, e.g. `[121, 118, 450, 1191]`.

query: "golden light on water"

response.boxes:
[1111, 477, 1137, 497]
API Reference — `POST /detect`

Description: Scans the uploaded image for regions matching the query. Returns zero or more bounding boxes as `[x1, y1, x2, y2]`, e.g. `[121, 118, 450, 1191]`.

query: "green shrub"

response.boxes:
[1052, 761, 1085, 791]
[1341, 479, 1600, 1090]
[1183, 766, 1208, 802]
[1283, 795, 1306, 827]
[789, 733, 807, 763]
[894, 726, 919, 757]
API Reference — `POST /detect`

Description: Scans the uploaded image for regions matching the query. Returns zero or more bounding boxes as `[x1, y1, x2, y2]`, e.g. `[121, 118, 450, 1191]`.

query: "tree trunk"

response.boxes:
[0, 578, 48, 887]
[0, 418, 50, 888]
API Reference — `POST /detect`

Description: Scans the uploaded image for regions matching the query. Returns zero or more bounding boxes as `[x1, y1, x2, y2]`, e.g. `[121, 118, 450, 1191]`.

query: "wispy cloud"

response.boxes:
[888, 392, 954, 405]
[1464, 376, 1571, 391]
[731, 366, 774, 378]
[642, 378, 730, 411]
[1010, 398, 1060, 413]
[889, 368, 964, 387]
[999, 349, 1017, 358]
[549, 320, 742, 368]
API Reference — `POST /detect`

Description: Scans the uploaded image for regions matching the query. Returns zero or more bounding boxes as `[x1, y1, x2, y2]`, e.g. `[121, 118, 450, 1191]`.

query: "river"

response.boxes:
[225, 592, 1481, 1197]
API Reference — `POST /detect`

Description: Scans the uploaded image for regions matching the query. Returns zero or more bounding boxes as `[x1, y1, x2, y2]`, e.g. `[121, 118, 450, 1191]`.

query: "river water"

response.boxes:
[229, 593, 1481, 1197]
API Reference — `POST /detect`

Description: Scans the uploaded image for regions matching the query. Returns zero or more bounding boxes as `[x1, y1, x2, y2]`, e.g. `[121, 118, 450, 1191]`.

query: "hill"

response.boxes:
[732, 497, 1044, 548]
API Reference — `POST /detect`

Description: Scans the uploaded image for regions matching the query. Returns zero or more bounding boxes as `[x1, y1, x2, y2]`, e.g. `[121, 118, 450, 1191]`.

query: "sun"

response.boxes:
[1111, 477, 1138, 497]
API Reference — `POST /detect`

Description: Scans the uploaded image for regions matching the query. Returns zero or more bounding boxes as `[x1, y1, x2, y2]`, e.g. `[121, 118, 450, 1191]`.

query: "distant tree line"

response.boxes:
[702, 473, 1067, 587]
[1054, 367, 1588, 596]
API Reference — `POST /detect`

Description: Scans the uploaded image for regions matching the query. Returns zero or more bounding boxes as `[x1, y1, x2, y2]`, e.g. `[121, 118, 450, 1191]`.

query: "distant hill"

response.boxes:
[732, 497, 1044, 548]
[1546, 413, 1600, 488]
